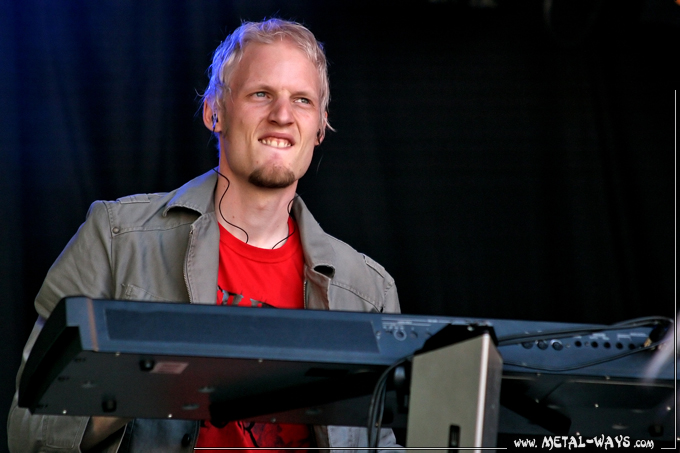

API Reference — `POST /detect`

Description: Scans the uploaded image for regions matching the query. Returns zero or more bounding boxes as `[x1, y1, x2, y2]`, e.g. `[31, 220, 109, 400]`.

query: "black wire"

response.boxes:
[611, 316, 674, 328]
[371, 379, 387, 449]
[213, 168, 250, 244]
[497, 316, 673, 372]
[367, 357, 410, 451]
[212, 169, 298, 249]
[367, 371, 385, 448]
[367, 370, 388, 450]
[497, 316, 672, 346]
[270, 195, 298, 249]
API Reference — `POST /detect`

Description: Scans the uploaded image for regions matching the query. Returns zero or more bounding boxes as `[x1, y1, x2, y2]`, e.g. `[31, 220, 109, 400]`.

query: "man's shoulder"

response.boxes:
[86, 192, 185, 235]
[89, 170, 216, 232]
[324, 234, 393, 282]
[325, 233, 394, 284]
[317, 232, 399, 313]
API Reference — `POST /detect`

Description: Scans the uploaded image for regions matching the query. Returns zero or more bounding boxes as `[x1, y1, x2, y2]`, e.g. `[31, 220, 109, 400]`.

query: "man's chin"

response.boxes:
[248, 167, 296, 189]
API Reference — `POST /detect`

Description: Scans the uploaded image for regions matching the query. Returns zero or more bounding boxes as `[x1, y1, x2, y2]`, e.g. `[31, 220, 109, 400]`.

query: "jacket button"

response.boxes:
[112, 227, 120, 234]
[181, 433, 192, 447]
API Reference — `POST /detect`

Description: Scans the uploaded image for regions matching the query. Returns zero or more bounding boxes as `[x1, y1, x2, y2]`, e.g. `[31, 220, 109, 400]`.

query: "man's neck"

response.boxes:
[213, 167, 297, 249]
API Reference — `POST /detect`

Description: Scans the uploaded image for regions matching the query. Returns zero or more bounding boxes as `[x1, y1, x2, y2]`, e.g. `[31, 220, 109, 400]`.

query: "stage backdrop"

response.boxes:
[0, 0, 676, 450]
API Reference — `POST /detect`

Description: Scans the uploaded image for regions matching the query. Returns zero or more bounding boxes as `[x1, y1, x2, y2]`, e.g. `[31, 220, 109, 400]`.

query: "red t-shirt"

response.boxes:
[195, 217, 312, 452]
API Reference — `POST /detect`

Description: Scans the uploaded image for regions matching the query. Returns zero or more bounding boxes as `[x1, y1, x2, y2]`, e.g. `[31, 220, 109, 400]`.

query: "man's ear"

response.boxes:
[316, 112, 328, 145]
[202, 100, 222, 133]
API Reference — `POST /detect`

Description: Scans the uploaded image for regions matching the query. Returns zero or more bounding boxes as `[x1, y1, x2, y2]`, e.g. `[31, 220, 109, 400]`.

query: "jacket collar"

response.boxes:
[163, 169, 218, 217]
[163, 169, 338, 277]
[292, 196, 336, 279]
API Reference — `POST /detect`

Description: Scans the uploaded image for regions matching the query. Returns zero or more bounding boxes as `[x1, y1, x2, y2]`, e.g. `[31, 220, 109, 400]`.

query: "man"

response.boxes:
[8, 19, 401, 452]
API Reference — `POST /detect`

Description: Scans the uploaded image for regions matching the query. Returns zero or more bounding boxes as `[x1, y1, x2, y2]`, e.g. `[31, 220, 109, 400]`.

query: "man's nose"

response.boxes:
[268, 97, 294, 125]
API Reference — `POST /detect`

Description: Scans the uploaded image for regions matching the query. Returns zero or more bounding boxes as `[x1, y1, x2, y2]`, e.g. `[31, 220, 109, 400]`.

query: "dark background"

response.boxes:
[0, 0, 676, 450]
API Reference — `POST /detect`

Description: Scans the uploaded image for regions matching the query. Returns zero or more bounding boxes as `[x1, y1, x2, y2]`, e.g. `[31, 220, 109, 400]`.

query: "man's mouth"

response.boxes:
[259, 137, 293, 148]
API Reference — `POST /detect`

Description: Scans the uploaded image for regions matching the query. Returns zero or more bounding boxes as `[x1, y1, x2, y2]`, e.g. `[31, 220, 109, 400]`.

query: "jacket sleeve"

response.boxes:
[7, 201, 123, 453]
[327, 426, 404, 452]
[34, 201, 116, 318]
[383, 277, 400, 314]
[362, 253, 400, 315]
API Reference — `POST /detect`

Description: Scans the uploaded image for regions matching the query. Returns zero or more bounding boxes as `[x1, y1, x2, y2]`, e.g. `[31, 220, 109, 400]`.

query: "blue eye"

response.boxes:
[253, 92, 266, 98]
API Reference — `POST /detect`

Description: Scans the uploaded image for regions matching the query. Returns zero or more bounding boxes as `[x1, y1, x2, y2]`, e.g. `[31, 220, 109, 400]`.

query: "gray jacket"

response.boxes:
[8, 170, 402, 452]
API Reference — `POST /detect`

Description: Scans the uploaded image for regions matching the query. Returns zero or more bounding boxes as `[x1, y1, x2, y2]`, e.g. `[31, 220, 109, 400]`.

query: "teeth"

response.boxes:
[259, 138, 292, 148]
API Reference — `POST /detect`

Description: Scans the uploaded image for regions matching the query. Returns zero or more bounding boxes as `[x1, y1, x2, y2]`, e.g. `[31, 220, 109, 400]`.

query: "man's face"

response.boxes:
[217, 39, 324, 189]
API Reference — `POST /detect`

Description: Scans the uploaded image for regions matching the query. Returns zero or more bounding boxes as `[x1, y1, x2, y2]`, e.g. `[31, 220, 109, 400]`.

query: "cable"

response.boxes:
[611, 316, 674, 329]
[367, 357, 410, 451]
[270, 195, 298, 249]
[497, 316, 672, 346]
[212, 168, 298, 248]
[213, 168, 250, 243]
[497, 316, 673, 372]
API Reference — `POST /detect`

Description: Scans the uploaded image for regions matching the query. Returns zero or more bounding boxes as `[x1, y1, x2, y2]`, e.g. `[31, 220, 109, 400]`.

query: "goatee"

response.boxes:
[248, 166, 296, 189]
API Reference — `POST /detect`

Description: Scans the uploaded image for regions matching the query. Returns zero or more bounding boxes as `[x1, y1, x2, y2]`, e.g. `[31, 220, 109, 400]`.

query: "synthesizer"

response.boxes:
[19, 297, 676, 441]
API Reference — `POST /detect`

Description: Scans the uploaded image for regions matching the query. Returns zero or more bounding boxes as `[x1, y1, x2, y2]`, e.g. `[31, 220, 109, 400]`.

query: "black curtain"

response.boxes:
[0, 1, 676, 450]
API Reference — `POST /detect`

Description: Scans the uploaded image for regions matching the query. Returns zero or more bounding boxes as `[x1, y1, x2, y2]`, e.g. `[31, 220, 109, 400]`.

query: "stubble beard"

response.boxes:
[248, 165, 297, 189]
